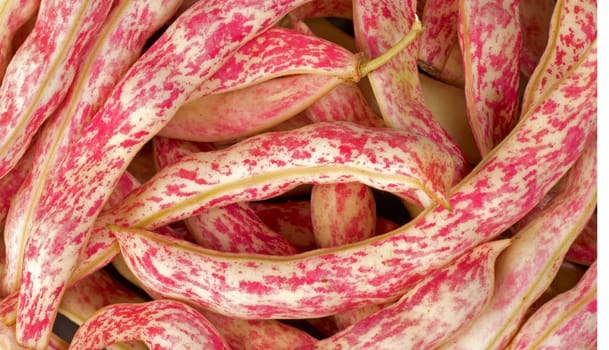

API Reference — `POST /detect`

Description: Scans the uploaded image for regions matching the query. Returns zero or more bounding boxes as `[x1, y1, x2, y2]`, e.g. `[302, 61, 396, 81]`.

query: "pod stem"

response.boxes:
[358, 16, 423, 78]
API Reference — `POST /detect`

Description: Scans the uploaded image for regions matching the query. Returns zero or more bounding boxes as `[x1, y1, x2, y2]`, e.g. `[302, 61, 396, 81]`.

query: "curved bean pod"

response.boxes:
[0, 0, 112, 178]
[69, 300, 230, 350]
[521, 0, 596, 115]
[107, 121, 454, 230]
[2, 0, 182, 297]
[458, 0, 522, 156]
[353, 0, 470, 181]
[161, 75, 342, 142]
[110, 39, 596, 320]
[311, 240, 510, 349]
[437, 138, 596, 350]
[17, 0, 310, 347]
[506, 262, 597, 350]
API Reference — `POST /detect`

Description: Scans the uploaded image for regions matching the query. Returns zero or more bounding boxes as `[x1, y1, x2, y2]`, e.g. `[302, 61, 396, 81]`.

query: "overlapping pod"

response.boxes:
[1, 0, 183, 297]
[458, 0, 522, 157]
[153, 136, 298, 255]
[188, 202, 301, 255]
[0, 0, 112, 178]
[59, 270, 147, 350]
[16, 1, 311, 347]
[437, 139, 596, 350]
[521, 0, 597, 115]
[68, 119, 453, 283]
[251, 201, 318, 251]
[294, 18, 384, 326]
[69, 300, 231, 350]
[136, 138, 320, 350]
[311, 240, 510, 349]
[0, 0, 40, 80]
[110, 37, 596, 320]
[311, 181, 387, 330]
[353, 0, 470, 181]
[60, 270, 144, 325]
[507, 262, 597, 349]
[163, 17, 425, 143]
[289, 15, 383, 128]
[186, 27, 358, 99]
[252, 201, 399, 252]
[106, 121, 454, 231]
[198, 310, 317, 350]
[417, 0, 459, 78]
[159, 74, 342, 142]
[0, 173, 146, 331]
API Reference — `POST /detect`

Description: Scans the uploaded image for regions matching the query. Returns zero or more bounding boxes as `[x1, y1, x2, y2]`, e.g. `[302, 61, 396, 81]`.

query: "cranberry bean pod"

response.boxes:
[17, 1, 310, 347]
[110, 40, 595, 320]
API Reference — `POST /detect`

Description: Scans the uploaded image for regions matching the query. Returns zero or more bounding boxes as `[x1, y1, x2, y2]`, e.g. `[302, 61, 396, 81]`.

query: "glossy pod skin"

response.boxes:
[0, 0, 596, 348]
[110, 38, 596, 320]
[15, 0, 310, 347]
[1, 0, 183, 298]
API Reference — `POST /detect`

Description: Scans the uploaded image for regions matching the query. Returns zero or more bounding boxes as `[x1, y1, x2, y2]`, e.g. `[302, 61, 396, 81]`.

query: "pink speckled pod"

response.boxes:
[69, 120, 454, 284]
[59, 270, 145, 327]
[16, 1, 310, 347]
[0, 0, 112, 178]
[521, 0, 597, 115]
[2, 0, 182, 298]
[293, 17, 385, 326]
[252, 201, 399, 252]
[311, 183, 376, 250]
[507, 262, 597, 350]
[0, 0, 39, 80]
[69, 300, 231, 350]
[112, 35, 595, 321]
[188, 27, 358, 99]
[199, 310, 317, 350]
[153, 136, 298, 255]
[311, 240, 510, 349]
[105, 172, 142, 210]
[59, 270, 147, 350]
[152, 136, 214, 172]
[437, 138, 596, 350]
[105, 122, 455, 230]
[160, 74, 342, 142]
[288, 16, 383, 128]
[117, 141, 317, 350]
[417, 0, 459, 78]
[311, 182, 385, 330]
[353, 0, 470, 181]
[303, 82, 383, 127]
[0, 175, 155, 324]
[187, 202, 301, 255]
[133, 138, 317, 350]
[458, 0, 522, 157]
